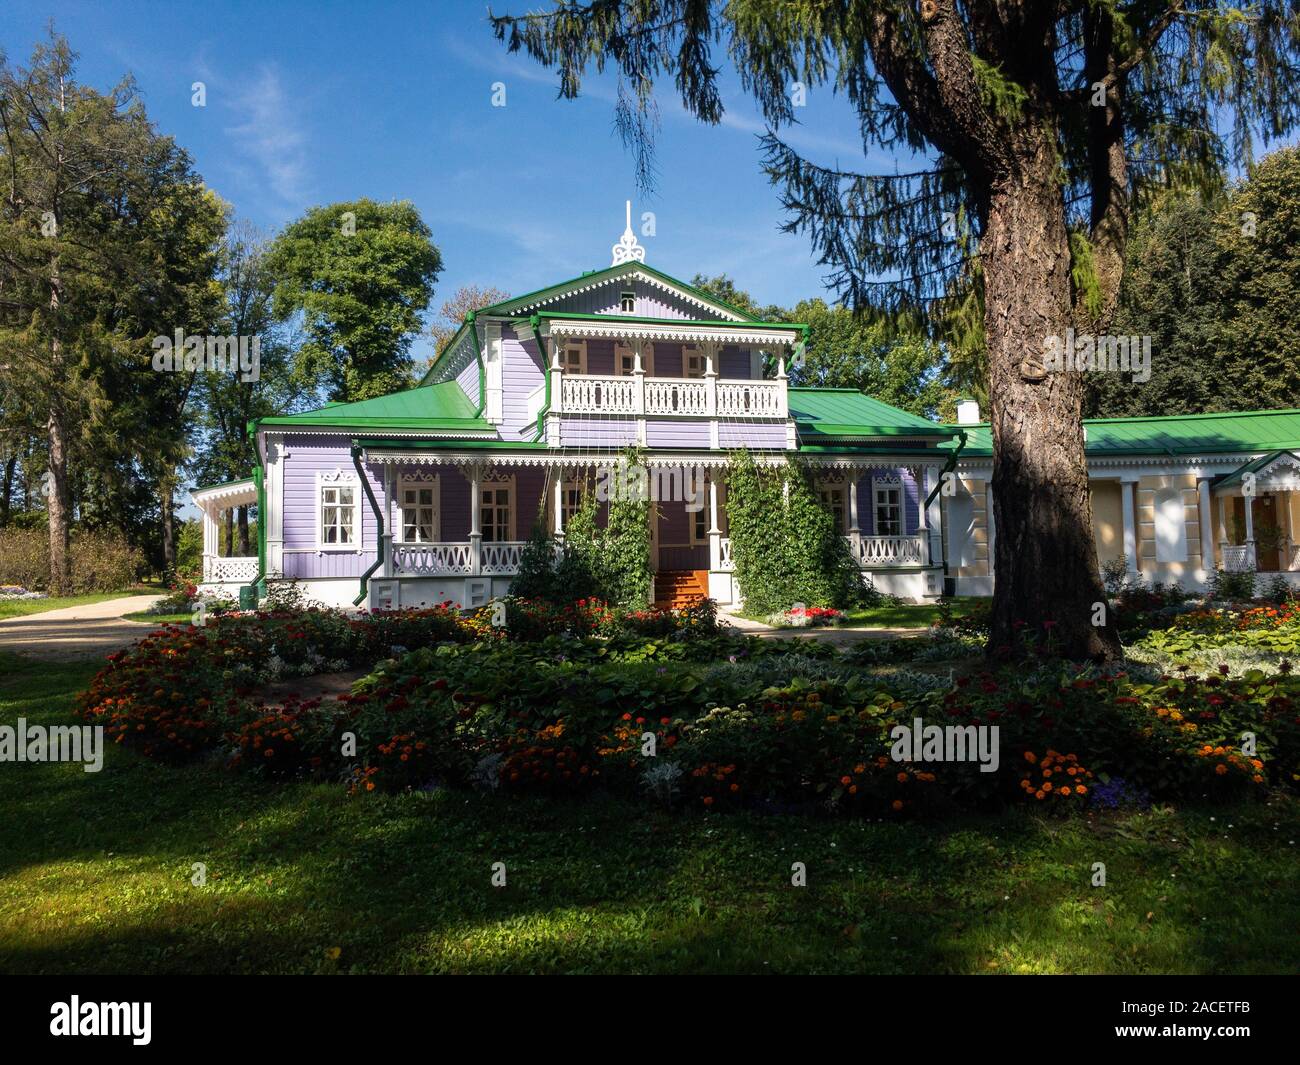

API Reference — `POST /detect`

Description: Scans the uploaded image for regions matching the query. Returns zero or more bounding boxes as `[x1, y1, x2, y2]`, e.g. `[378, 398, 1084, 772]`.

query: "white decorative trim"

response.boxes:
[610, 200, 646, 266]
[191, 479, 257, 509]
[315, 469, 362, 552]
[543, 318, 798, 347]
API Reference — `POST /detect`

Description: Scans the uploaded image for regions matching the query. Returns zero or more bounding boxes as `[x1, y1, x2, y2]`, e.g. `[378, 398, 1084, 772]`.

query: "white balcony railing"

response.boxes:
[855, 534, 929, 567]
[480, 541, 527, 575]
[646, 378, 708, 415]
[717, 381, 783, 416]
[560, 375, 637, 414]
[719, 537, 735, 571]
[554, 373, 787, 419]
[203, 555, 259, 583]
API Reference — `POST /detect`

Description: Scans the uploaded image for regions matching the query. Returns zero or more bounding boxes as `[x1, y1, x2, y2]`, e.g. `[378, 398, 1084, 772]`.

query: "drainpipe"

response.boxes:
[531, 313, 552, 441]
[243, 421, 267, 605]
[924, 429, 968, 588]
[351, 443, 385, 607]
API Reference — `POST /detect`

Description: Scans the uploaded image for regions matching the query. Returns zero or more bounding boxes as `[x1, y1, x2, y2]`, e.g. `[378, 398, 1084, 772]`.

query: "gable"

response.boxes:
[477, 262, 760, 323]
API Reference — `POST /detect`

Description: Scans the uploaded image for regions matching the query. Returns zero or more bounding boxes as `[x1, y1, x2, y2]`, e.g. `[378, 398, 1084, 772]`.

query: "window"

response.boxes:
[480, 481, 514, 542]
[682, 344, 707, 378]
[619, 290, 636, 313]
[398, 481, 438, 543]
[562, 481, 585, 524]
[559, 339, 587, 375]
[1154, 487, 1188, 562]
[690, 501, 709, 544]
[874, 484, 902, 536]
[320, 483, 359, 547]
[818, 486, 847, 534]
[615, 343, 652, 376]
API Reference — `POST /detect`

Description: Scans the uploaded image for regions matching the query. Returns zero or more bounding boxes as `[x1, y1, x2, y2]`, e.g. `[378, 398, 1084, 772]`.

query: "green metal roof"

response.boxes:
[256, 381, 491, 433]
[791, 388, 957, 442]
[946, 408, 1300, 457]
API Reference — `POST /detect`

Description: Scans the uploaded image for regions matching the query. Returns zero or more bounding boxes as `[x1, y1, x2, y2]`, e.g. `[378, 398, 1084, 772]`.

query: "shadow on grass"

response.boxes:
[1, 652, 1297, 974]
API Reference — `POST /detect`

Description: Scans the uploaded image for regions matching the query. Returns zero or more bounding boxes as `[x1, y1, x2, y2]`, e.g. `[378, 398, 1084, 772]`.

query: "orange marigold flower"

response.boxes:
[891, 799, 904, 811]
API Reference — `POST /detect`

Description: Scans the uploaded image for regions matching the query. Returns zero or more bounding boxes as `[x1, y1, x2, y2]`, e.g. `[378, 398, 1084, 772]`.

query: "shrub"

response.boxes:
[1208, 566, 1256, 602]
[0, 526, 144, 593]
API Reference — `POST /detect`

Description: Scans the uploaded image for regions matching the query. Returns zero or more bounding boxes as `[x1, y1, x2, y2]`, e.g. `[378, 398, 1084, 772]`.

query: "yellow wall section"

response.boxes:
[1089, 481, 1124, 564]
[1136, 473, 1203, 576]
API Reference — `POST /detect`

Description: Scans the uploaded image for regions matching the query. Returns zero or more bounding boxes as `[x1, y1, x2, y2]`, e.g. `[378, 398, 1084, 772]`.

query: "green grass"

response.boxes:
[0, 588, 155, 620]
[1, 649, 1297, 974]
[840, 596, 984, 628]
[122, 612, 192, 625]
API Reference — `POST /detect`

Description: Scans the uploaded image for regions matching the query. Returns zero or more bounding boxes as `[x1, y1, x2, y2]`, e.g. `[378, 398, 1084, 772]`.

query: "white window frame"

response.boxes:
[873, 481, 903, 537]
[559, 339, 588, 375]
[688, 498, 709, 545]
[619, 289, 636, 313]
[682, 344, 707, 379]
[562, 479, 586, 524]
[818, 484, 848, 535]
[316, 471, 362, 551]
[479, 476, 516, 543]
[396, 476, 440, 544]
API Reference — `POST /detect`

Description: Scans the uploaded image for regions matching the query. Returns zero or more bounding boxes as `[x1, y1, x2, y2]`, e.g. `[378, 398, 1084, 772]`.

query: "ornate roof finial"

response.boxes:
[610, 200, 645, 266]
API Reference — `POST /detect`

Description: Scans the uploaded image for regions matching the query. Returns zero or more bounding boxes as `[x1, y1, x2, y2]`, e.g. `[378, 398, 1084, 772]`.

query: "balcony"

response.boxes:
[554, 373, 787, 419]
[202, 555, 259, 584]
[391, 541, 528, 577]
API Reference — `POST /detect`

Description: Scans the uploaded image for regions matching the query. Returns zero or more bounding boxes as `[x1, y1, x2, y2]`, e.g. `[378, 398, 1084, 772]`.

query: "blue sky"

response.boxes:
[0, 0, 900, 363]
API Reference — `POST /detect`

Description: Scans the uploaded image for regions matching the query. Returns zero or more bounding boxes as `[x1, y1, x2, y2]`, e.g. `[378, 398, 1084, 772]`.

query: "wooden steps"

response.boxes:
[654, 569, 708, 610]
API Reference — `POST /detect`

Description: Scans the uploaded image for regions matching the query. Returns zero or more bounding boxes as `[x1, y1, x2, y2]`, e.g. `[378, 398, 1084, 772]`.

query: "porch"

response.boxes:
[193, 478, 260, 591]
[1213, 451, 1300, 576]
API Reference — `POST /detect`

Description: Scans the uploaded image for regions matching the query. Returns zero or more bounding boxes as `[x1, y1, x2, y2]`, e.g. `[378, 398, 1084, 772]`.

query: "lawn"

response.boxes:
[122, 611, 193, 624]
[841, 596, 984, 628]
[1, 648, 1296, 975]
[0, 588, 157, 620]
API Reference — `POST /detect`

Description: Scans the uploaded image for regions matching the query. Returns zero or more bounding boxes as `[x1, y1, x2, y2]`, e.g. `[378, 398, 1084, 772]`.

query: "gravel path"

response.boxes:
[0, 594, 167, 661]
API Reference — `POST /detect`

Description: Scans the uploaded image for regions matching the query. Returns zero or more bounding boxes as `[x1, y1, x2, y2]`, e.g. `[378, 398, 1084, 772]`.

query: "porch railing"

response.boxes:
[554, 373, 787, 419]
[1221, 543, 1257, 572]
[390, 541, 527, 577]
[855, 533, 929, 567]
[203, 555, 259, 583]
[715, 534, 930, 573]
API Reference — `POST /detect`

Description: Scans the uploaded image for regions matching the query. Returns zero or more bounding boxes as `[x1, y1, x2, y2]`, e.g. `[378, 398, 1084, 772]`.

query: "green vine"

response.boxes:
[725, 451, 862, 614]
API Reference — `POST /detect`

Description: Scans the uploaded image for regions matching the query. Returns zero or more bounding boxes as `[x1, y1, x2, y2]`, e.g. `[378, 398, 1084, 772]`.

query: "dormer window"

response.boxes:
[619, 290, 636, 313]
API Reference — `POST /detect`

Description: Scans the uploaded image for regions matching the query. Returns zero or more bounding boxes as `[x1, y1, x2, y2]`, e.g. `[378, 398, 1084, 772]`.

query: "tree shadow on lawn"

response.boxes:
[2, 652, 1298, 974]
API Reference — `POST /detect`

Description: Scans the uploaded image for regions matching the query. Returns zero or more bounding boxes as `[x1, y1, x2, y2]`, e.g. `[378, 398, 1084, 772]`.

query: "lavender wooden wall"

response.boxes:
[455, 349, 480, 408]
[280, 434, 386, 579]
[500, 326, 545, 441]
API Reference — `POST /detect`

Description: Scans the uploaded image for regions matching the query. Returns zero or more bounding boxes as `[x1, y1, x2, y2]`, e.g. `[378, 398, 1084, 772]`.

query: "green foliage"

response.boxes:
[603, 461, 653, 610]
[0, 526, 144, 592]
[265, 198, 442, 401]
[725, 451, 862, 614]
[1089, 147, 1300, 417]
[508, 517, 560, 601]
[970, 57, 1028, 120]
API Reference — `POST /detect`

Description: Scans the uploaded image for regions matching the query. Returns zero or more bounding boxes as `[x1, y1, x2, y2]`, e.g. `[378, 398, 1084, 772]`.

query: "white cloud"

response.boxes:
[224, 64, 311, 207]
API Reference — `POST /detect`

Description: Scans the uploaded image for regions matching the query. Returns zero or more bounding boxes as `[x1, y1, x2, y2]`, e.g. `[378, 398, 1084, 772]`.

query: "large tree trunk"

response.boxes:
[0, 451, 16, 525]
[223, 509, 233, 558]
[160, 470, 176, 570]
[237, 504, 250, 556]
[983, 141, 1121, 662]
[46, 405, 72, 594]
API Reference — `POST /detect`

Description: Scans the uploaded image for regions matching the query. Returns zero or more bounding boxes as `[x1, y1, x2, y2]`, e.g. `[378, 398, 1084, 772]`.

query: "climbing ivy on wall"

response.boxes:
[725, 450, 862, 614]
[515, 457, 651, 609]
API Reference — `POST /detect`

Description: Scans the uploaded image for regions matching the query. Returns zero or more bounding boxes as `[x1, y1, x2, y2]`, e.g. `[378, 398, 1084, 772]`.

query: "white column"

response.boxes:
[633, 338, 647, 445]
[1197, 478, 1214, 573]
[265, 436, 284, 577]
[468, 465, 482, 576]
[1218, 494, 1228, 550]
[1121, 478, 1139, 574]
[380, 464, 394, 578]
[553, 472, 565, 541]
[1244, 491, 1256, 567]
[484, 321, 503, 423]
[775, 347, 789, 418]
[707, 476, 721, 570]
[201, 505, 218, 581]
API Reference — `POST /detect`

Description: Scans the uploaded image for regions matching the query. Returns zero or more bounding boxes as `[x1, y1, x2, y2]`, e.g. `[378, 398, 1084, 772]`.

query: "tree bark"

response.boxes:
[237, 504, 250, 557]
[223, 509, 233, 558]
[0, 451, 16, 525]
[160, 470, 176, 570]
[46, 404, 71, 594]
[983, 137, 1121, 661]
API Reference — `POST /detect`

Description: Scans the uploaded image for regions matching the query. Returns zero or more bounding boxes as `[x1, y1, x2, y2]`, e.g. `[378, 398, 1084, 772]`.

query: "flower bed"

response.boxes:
[764, 605, 845, 628]
[78, 599, 1300, 818]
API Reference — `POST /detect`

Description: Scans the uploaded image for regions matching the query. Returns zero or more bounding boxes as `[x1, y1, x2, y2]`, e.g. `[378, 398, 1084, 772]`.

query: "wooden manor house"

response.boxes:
[192, 208, 1300, 610]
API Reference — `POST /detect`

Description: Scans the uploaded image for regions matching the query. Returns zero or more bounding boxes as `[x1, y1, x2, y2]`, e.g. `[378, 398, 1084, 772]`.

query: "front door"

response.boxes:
[1257, 495, 1282, 571]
